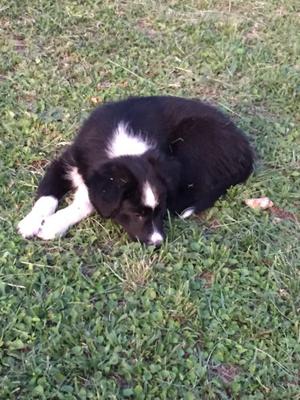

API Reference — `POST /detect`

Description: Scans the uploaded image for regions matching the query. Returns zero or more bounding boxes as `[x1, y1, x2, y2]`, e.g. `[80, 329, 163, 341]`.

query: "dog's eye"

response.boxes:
[135, 208, 149, 218]
[134, 207, 151, 219]
[135, 213, 144, 219]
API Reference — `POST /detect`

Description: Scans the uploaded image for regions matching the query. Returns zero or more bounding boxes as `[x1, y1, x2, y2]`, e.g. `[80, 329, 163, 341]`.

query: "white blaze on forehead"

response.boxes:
[106, 121, 153, 158]
[142, 181, 158, 209]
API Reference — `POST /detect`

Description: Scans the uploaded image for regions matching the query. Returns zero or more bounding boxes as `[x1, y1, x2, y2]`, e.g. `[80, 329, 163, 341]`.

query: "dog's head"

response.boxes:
[87, 151, 180, 245]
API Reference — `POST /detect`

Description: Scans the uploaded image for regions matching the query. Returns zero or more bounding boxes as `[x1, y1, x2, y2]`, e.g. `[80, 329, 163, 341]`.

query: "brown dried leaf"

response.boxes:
[278, 288, 289, 299]
[269, 206, 298, 222]
[90, 96, 102, 105]
[28, 159, 48, 171]
[96, 81, 111, 90]
[14, 34, 26, 53]
[211, 364, 241, 383]
[198, 271, 214, 288]
[244, 197, 274, 210]
[137, 19, 158, 38]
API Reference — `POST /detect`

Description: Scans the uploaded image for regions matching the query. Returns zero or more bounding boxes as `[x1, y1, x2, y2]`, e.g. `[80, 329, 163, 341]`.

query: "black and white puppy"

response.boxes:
[18, 96, 253, 246]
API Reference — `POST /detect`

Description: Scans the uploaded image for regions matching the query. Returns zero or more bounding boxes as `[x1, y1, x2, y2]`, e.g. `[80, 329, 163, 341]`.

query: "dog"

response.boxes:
[18, 96, 254, 246]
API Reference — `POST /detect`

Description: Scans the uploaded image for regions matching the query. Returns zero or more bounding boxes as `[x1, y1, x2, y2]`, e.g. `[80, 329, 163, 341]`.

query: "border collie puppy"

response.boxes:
[18, 96, 253, 246]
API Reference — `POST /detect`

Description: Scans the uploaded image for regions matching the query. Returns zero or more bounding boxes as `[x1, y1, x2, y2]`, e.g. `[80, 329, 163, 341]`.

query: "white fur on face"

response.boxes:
[179, 207, 195, 219]
[37, 184, 94, 240]
[142, 181, 158, 209]
[106, 121, 153, 158]
[18, 196, 58, 238]
[149, 229, 163, 246]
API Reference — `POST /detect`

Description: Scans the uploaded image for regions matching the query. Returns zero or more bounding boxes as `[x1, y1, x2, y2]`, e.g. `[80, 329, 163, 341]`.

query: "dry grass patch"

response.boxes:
[105, 252, 161, 291]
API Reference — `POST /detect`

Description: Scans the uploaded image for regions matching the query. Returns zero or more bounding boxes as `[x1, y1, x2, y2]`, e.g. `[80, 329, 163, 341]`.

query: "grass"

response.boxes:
[0, 0, 300, 398]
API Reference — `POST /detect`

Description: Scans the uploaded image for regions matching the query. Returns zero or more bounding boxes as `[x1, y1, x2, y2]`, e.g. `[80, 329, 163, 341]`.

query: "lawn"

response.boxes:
[0, 0, 299, 399]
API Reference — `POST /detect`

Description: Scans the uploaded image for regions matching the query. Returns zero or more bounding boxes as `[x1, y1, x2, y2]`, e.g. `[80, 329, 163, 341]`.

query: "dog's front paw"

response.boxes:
[36, 214, 68, 240]
[17, 213, 44, 238]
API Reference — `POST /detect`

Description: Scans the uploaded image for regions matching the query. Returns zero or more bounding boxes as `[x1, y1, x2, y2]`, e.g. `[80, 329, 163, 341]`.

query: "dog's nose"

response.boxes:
[148, 231, 164, 247]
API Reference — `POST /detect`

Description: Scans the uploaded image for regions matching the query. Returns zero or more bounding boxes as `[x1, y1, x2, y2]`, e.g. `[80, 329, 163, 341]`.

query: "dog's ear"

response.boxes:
[147, 151, 181, 193]
[87, 162, 136, 217]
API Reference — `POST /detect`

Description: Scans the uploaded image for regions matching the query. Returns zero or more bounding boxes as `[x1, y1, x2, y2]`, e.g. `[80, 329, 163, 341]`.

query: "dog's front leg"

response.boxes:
[36, 184, 94, 240]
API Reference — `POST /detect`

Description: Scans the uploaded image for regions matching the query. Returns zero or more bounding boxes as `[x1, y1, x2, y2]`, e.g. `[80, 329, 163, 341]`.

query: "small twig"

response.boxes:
[20, 261, 59, 269]
[3, 282, 26, 289]
[255, 347, 294, 377]
[218, 101, 244, 119]
[107, 59, 155, 86]
[104, 261, 125, 282]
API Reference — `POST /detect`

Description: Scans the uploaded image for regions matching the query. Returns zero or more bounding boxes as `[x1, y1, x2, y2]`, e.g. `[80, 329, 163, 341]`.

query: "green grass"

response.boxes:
[1, 0, 300, 398]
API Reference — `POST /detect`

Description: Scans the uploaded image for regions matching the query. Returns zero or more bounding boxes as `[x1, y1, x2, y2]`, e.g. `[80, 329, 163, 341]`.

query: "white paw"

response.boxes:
[17, 213, 44, 238]
[179, 207, 195, 219]
[17, 196, 59, 239]
[36, 214, 69, 240]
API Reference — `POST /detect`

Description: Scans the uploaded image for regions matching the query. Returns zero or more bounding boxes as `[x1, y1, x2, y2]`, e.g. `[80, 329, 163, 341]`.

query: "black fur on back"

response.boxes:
[70, 96, 253, 214]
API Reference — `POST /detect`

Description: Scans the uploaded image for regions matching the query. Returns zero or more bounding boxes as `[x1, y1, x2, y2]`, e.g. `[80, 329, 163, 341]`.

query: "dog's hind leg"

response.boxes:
[178, 187, 228, 219]
[18, 149, 74, 238]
